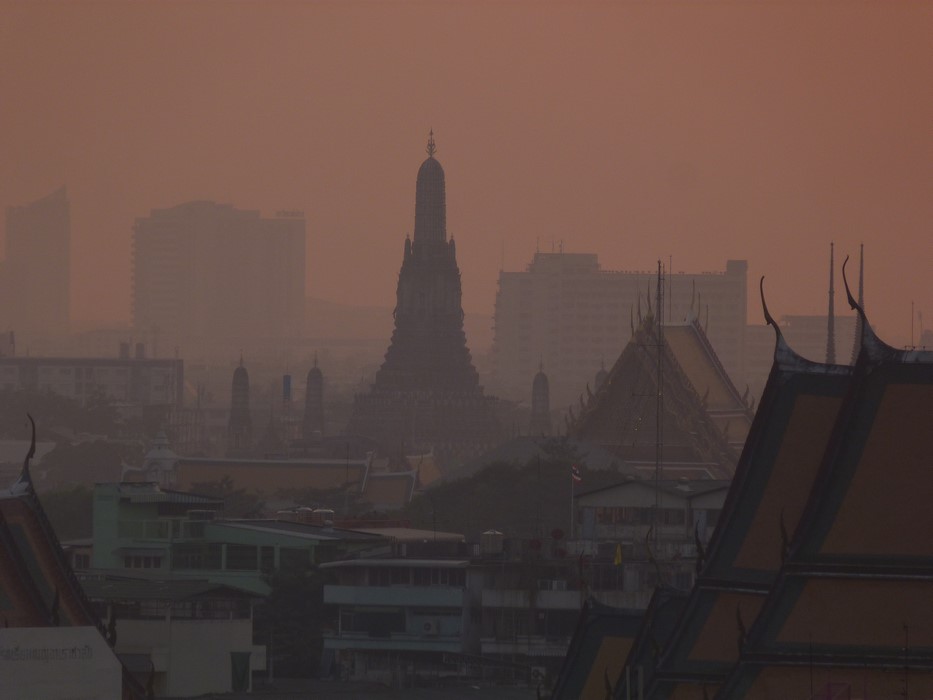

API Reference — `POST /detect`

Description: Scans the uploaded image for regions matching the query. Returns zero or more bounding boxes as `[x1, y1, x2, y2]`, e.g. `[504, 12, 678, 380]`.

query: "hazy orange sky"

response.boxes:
[1, 1, 930, 346]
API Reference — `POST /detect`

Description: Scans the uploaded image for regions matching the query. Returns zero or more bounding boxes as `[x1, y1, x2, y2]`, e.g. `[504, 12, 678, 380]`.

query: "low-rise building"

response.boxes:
[91, 482, 384, 595]
[0, 352, 183, 411]
[575, 478, 729, 595]
[80, 575, 265, 696]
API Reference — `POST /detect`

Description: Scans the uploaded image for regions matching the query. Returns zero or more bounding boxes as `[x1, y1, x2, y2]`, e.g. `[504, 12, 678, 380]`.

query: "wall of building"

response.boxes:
[117, 617, 260, 696]
[0, 626, 122, 700]
[0, 356, 183, 409]
[132, 201, 305, 354]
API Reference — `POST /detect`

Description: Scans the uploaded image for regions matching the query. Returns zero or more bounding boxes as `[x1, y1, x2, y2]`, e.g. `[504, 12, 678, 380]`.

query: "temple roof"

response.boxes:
[638, 277, 933, 698]
[551, 598, 644, 700]
[568, 317, 740, 478]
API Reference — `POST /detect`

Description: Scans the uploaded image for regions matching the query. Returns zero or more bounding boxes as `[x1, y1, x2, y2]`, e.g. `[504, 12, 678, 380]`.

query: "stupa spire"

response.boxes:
[412, 130, 447, 244]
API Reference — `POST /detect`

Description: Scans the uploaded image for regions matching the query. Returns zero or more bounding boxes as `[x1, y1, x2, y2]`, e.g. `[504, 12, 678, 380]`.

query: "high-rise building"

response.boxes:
[2, 186, 70, 338]
[491, 253, 748, 410]
[132, 201, 305, 353]
[348, 133, 500, 464]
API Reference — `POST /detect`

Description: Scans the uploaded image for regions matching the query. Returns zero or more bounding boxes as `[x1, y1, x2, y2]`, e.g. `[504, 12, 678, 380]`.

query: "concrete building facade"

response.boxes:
[1, 186, 70, 341]
[132, 201, 305, 355]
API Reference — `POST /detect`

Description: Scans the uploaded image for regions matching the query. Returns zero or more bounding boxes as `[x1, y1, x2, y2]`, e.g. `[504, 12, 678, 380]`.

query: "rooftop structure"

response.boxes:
[91, 482, 383, 595]
[568, 316, 751, 479]
[609, 272, 933, 699]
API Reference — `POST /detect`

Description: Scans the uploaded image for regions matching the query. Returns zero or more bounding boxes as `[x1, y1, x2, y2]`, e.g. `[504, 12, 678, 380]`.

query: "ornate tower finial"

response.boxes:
[426, 129, 437, 157]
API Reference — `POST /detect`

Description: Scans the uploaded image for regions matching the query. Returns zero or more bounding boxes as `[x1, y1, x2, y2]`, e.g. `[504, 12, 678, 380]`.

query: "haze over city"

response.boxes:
[1, 1, 930, 346]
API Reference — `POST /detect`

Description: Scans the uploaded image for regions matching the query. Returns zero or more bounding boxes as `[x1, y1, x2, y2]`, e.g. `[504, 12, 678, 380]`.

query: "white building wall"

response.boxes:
[0, 627, 122, 700]
[116, 617, 261, 697]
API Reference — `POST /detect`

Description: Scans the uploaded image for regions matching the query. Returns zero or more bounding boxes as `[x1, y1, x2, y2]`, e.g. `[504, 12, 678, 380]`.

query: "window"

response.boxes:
[260, 546, 275, 573]
[226, 544, 258, 571]
[279, 548, 310, 571]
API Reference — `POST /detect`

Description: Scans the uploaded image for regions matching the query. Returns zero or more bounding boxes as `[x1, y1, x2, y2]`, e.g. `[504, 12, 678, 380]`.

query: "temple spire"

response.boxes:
[413, 129, 447, 243]
[826, 242, 836, 364]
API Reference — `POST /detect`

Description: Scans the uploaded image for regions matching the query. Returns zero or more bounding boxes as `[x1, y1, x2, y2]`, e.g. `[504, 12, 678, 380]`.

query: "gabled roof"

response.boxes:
[612, 282, 855, 699]
[552, 598, 644, 700]
[568, 317, 739, 478]
[717, 284, 933, 697]
[615, 586, 690, 698]
[176, 454, 372, 494]
[360, 470, 417, 510]
[663, 321, 754, 448]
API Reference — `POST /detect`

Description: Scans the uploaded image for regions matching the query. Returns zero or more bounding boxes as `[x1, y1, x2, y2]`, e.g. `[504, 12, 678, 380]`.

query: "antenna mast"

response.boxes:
[654, 260, 664, 552]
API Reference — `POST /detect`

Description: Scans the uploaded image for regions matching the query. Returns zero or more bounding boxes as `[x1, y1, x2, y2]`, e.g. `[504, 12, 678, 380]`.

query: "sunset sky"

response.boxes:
[1, 1, 930, 347]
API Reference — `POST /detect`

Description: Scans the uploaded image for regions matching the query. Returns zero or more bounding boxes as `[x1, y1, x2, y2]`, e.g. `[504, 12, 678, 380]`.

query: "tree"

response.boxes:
[253, 562, 333, 678]
[40, 485, 94, 540]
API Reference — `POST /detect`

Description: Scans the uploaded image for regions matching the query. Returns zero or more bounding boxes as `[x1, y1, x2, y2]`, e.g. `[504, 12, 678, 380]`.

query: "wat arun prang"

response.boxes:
[348, 133, 500, 466]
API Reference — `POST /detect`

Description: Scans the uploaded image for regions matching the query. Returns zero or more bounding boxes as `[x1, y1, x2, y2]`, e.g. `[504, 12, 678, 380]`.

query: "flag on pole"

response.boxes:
[571, 464, 582, 483]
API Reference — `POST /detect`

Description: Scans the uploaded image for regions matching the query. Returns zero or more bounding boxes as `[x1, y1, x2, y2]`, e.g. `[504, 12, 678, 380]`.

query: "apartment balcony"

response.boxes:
[480, 635, 571, 658]
[324, 585, 464, 609]
[589, 589, 654, 610]
[323, 630, 463, 654]
[481, 589, 582, 611]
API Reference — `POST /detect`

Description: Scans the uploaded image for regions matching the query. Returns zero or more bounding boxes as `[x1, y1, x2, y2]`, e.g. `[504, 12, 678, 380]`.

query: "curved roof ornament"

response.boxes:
[426, 129, 437, 158]
[760, 276, 777, 329]
[10, 414, 36, 494]
[760, 276, 820, 370]
[841, 255, 902, 364]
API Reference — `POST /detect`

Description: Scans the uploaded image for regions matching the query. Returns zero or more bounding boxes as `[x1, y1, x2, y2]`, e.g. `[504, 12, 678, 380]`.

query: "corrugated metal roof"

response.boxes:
[81, 577, 257, 601]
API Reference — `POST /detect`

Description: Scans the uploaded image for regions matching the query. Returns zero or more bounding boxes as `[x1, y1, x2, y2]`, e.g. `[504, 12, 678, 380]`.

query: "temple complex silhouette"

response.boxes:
[348, 133, 500, 466]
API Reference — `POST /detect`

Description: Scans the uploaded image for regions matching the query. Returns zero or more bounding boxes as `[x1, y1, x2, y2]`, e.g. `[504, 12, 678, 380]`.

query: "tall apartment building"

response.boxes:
[491, 253, 747, 410]
[1, 186, 70, 338]
[132, 201, 305, 354]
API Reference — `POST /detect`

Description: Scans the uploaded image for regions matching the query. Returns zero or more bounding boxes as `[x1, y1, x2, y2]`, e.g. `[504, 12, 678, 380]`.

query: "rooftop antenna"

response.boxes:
[849, 243, 865, 365]
[826, 242, 836, 364]
[654, 260, 664, 553]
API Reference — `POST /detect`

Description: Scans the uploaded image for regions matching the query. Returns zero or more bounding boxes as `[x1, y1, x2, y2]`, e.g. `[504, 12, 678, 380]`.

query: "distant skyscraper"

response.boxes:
[2, 186, 70, 338]
[227, 360, 252, 456]
[348, 133, 500, 464]
[491, 253, 748, 409]
[132, 201, 305, 353]
[303, 354, 324, 438]
[529, 364, 552, 436]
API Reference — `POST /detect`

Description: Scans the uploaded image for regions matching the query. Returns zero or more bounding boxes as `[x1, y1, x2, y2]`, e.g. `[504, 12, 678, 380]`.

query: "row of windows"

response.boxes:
[364, 567, 466, 587]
